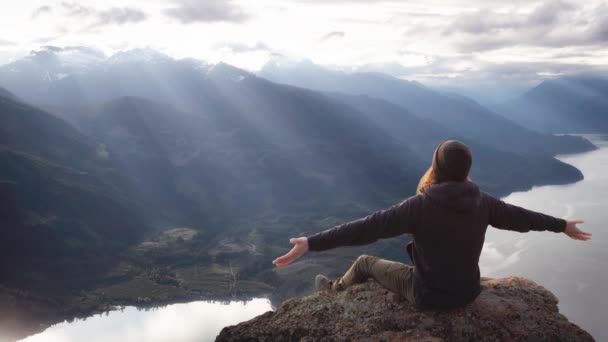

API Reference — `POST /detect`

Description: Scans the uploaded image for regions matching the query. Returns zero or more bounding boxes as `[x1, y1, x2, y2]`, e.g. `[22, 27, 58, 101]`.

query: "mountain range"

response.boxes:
[498, 76, 608, 133]
[0, 46, 605, 340]
[0, 90, 146, 295]
[259, 59, 596, 156]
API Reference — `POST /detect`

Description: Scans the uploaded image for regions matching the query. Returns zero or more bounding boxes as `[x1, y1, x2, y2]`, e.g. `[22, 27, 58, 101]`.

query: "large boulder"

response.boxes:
[217, 277, 593, 341]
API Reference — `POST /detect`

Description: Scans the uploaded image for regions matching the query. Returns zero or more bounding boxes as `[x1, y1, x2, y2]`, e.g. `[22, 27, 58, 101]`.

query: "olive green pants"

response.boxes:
[333, 255, 416, 303]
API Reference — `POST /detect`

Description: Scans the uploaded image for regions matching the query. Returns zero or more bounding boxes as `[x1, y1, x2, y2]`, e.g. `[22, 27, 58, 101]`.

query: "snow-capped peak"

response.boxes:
[107, 48, 173, 65]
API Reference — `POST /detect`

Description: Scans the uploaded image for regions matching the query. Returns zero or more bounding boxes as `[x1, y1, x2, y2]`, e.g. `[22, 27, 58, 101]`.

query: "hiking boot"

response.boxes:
[315, 274, 332, 291]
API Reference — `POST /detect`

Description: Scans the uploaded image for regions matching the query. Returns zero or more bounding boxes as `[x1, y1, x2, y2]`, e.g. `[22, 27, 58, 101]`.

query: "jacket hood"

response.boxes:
[421, 181, 480, 212]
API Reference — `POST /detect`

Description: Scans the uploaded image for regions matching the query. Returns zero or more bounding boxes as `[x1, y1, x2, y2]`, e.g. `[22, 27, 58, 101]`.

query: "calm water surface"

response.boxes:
[480, 135, 608, 341]
[18, 299, 272, 342]
[19, 136, 608, 341]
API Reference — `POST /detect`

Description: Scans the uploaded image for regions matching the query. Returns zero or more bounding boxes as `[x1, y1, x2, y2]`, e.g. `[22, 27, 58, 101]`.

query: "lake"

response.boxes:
[18, 299, 272, 342]
[18, 135, 607, 341]
[480, 134, 608, 341]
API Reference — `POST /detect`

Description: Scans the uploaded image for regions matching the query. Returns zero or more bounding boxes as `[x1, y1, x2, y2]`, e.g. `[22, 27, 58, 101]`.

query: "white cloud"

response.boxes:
[0, 39, 16, 46]
[31, 5, 53, 19]
[0, 0, 606, 98]
[320, 31, 345, 42]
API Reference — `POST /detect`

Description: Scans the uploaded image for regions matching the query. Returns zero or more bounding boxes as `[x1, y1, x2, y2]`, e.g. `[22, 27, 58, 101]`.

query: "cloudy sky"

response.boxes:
[1, 0, 607, 98]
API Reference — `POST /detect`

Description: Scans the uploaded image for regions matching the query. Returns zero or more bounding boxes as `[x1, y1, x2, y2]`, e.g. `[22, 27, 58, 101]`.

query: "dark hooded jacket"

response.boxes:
[306, 181, 566, 308]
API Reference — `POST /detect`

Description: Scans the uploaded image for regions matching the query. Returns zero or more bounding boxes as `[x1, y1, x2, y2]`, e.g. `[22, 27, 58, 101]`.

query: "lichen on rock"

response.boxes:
[217, 277, 594, 341]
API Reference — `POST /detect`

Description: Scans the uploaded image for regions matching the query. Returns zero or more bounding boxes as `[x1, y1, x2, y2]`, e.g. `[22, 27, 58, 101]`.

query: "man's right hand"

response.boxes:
[564, 220, 592, 241]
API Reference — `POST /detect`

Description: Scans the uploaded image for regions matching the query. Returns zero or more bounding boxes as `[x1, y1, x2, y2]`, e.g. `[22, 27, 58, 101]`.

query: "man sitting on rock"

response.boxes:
[272, 140, 592, 308]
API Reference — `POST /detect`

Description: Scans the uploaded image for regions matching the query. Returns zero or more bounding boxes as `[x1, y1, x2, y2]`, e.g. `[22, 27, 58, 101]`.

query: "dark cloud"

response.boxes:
[590, 5, 608, 43]
[320, 31, 345, 41]
[455, 36, 520, 52]
[61, 3, 147, 27]
[526, 1, 575, 27]
[164, 0, 248, 23]
[445, 9, 518, 35]
[31, 5, 53, 19]
[442, 1, 607, 51]
[96, 7, 147, 26]
[445, 1, 575, 36]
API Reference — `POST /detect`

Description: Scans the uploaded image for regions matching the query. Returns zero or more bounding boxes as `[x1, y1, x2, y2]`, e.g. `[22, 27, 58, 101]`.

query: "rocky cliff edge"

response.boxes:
[217, 277, 593, 341]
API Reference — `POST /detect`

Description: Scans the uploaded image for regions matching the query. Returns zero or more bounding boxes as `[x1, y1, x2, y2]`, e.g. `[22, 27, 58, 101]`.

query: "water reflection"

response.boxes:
[19, 299, 272, 342]
[480, 135, 608, 341]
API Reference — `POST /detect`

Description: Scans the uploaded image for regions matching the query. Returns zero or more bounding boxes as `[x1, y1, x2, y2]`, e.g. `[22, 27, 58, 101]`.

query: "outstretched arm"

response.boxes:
[273, 195, 422, 267]
[487, 194, 592, 240]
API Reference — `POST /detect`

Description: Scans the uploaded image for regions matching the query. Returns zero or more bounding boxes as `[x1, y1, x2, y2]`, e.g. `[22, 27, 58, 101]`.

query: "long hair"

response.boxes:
[416, 165, 472, 195]
[416, 166, 441, 195]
